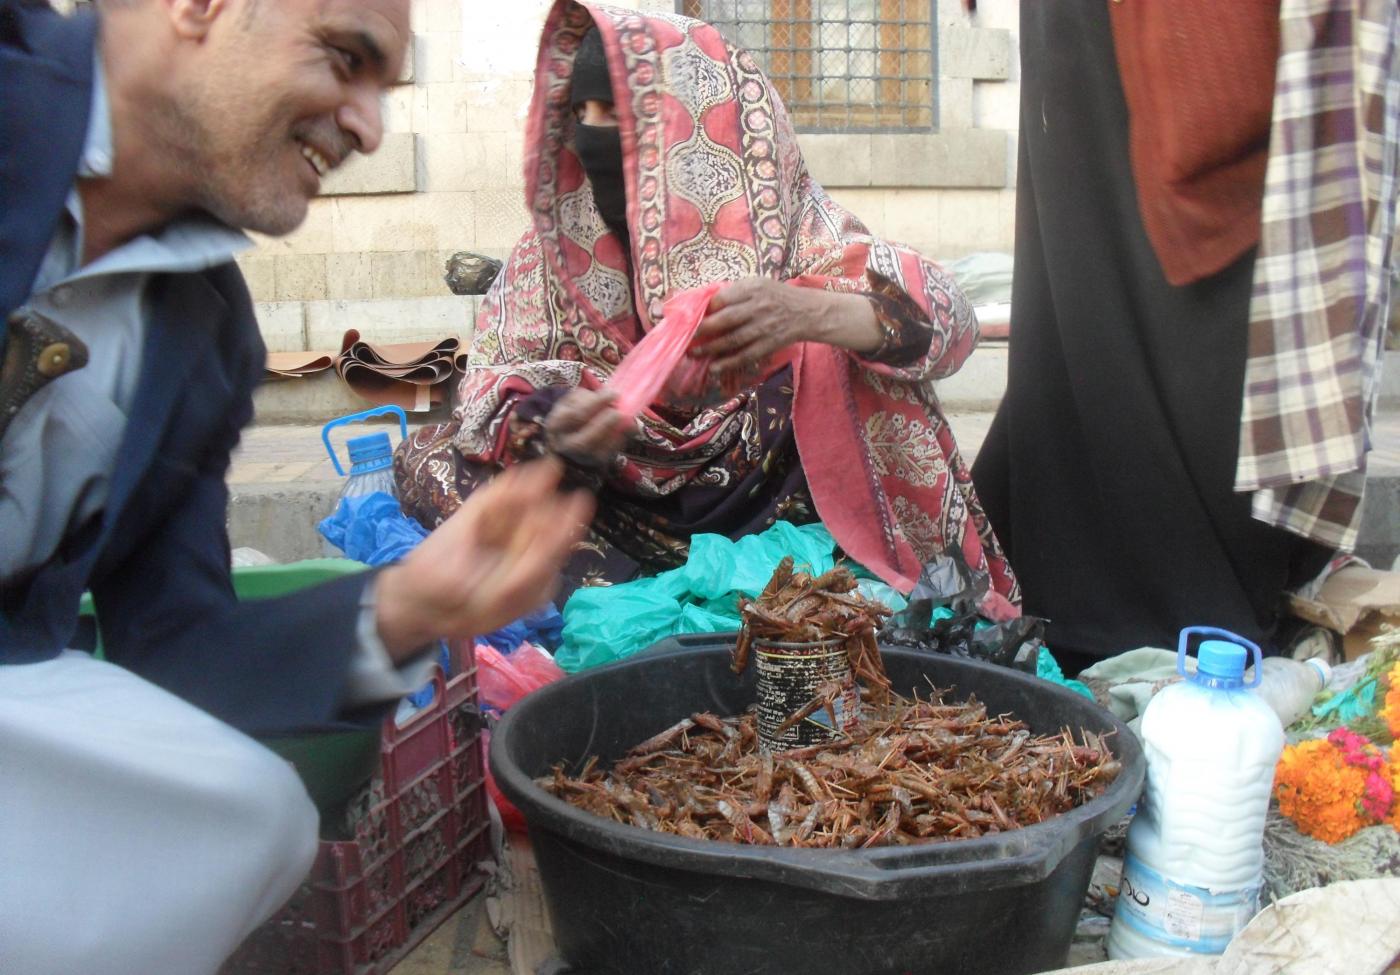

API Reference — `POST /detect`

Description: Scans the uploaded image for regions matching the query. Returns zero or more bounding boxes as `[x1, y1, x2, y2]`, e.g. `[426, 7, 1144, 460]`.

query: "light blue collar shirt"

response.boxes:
[3, 55, 429, 705]
[0, 55, 251, 581]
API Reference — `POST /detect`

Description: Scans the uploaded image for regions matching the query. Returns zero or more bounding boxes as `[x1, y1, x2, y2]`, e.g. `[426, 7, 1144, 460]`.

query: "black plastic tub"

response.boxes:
[491, 635, 1144, 975]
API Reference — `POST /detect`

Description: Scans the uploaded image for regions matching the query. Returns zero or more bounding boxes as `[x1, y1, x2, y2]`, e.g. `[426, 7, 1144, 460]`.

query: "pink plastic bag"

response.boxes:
[606, 282, 724, 417]
[476, 641, 564, 711]
[476, 642, 565, 832]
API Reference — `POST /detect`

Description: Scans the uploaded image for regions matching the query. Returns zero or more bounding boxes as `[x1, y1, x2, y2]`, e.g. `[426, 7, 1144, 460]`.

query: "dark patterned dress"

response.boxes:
[397, 291, 933, 599]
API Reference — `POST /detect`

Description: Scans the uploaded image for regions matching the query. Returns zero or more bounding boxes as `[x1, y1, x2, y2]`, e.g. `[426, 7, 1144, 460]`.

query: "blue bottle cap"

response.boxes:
[1195, 639, 1247, 684]
[346, 432, 393, 473]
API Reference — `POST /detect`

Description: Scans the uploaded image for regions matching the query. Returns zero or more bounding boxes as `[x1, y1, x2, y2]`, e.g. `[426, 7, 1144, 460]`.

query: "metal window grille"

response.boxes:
[679, 0, 936, 132]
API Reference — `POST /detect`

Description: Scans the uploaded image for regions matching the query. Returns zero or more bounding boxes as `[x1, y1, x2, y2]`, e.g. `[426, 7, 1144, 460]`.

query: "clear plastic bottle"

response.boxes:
[1250, 656, 1331, 729]
[321, 405, 407, 508]
[319, 406, 408, 558]
[336, 432, 398, 504]
[321, 432, 397, 557]
[1107, 629, 1285, 960]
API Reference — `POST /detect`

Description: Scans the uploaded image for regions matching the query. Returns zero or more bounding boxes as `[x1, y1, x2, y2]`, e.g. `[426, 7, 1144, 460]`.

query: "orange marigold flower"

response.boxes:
[1389, 751, 1400, 831]
[1382, 663, 1400, 740]
[1274, 739, 1373, 843]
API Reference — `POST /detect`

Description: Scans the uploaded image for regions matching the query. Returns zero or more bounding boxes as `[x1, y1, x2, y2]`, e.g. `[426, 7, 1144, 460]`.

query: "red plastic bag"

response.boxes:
[482, 730, 528, 833]
[477, 641, 564, 711]
[476, 642, 565, 832]
[606, 282, 724, 417]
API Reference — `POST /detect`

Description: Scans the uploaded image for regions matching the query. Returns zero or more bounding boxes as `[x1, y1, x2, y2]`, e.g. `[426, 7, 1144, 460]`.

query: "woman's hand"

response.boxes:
[544, 387, 630, 468]
[690, 277, 883, 374]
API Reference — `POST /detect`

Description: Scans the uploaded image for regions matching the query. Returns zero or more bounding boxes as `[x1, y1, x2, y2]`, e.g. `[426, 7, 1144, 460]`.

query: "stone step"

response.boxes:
[251, 345, 1010, 425]
[252, 294, 472, 424]
[254, 370, 457, 425]
[226, 414, 1001, 561]
[250, 317, 1399, 426]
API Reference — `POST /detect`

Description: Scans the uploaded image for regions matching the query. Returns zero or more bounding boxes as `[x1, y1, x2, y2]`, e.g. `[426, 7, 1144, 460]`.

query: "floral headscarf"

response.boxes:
[452, 0, 1015, 599]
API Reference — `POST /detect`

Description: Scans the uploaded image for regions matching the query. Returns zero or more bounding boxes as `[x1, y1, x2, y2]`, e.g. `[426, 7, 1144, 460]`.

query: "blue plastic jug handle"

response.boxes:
[1176, 626, 1263, 688]
[321, 405, 409, 477]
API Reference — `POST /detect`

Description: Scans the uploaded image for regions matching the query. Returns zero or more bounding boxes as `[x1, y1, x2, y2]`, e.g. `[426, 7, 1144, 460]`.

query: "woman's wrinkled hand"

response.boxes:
[544, 387, 631, 468]
[690, 277, 882, 374]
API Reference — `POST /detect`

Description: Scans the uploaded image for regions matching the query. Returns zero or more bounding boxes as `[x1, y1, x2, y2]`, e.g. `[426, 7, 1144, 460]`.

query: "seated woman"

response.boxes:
[395, 0, 1016, 606]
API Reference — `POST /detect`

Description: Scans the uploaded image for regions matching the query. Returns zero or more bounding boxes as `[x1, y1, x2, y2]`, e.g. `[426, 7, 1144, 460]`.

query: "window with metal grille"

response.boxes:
[678, 1, 936, 132]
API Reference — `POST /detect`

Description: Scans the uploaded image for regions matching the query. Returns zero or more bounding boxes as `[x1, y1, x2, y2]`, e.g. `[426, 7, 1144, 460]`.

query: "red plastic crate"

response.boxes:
[224, 642, 491, 975]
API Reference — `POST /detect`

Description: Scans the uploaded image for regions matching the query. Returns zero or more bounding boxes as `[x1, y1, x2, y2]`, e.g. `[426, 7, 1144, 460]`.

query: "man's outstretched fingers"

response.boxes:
[466, 490, 592, 633]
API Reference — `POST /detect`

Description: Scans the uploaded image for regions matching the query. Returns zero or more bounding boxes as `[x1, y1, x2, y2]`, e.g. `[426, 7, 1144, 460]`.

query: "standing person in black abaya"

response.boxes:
[972, 0, 1397, 672]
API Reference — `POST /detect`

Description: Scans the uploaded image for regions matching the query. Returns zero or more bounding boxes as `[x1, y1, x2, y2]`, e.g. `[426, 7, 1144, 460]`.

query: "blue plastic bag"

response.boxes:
[476, 603, 565, 655]
[318, 492, 428, 565]
[318, 491, 565, 709]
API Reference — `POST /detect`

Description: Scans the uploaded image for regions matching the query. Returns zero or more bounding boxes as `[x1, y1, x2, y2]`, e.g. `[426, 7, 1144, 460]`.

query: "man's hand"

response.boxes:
[373, 459, 594, 660]
[690, 277, 883, 374]
[544, 387, 630, 468]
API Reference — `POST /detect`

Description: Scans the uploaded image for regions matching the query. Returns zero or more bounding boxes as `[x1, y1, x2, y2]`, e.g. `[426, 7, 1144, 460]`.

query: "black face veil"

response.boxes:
[571, 27, 629, 241]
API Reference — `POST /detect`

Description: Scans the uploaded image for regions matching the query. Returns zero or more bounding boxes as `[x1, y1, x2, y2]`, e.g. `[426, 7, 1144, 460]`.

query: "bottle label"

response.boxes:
[754, 639, 859, 750]
[1115, 853, 1258, 952]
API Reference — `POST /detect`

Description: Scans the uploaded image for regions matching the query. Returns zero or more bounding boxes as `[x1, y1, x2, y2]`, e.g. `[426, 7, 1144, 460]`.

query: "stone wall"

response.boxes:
[234, 0, 1022, 354]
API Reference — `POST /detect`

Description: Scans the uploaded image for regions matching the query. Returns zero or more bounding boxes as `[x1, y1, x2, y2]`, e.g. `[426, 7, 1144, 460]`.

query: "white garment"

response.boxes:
[0, 652, 319, 975]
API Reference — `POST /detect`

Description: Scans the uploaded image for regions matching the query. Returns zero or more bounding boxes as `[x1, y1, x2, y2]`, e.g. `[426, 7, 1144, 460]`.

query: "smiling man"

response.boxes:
[0, 2, 593, 972]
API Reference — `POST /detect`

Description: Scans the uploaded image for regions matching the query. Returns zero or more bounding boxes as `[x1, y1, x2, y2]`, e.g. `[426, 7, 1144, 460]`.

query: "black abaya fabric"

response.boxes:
[971, 0, 1330, 669]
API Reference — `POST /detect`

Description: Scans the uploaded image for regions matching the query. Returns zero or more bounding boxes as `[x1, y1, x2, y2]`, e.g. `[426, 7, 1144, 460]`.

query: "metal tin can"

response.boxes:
[754, 637, 861, 752]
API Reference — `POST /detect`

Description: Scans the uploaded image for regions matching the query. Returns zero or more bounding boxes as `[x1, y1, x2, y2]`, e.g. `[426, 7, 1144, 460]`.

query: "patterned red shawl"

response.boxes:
[453, 0, 1016, 600]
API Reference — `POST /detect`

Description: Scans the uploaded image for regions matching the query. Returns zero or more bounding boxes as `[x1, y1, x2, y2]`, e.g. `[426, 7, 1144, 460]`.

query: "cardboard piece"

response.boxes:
[335, 329, 460, 412]
[490, 837, 559, 975]
[1287, 565, 1400, 661]
[264, 350, 335, 379]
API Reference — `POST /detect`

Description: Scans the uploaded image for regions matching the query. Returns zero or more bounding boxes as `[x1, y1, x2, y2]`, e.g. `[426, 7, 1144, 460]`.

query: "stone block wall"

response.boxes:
[233, 0, 1021, 354]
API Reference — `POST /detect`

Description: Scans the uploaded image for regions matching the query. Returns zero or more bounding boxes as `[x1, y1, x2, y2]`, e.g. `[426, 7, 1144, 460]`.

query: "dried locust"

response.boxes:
[539, 689, 1121, 848]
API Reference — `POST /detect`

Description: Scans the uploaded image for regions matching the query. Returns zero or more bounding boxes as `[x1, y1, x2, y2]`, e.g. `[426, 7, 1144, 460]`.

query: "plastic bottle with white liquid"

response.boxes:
[1107, 628, 1285, 960]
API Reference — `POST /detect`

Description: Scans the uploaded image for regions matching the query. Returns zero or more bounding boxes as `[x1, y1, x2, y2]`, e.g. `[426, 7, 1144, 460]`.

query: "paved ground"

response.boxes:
[395, 896, 511, 974]
[227, 407, 1400, 565]
[1369, 408, 1400, 474]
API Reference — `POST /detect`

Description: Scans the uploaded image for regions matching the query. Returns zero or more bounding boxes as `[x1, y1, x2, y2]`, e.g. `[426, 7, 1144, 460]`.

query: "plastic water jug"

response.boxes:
[1106, 627, 1285, 960]
[320, 406, 408, 556]
[322, 405, 409, 505]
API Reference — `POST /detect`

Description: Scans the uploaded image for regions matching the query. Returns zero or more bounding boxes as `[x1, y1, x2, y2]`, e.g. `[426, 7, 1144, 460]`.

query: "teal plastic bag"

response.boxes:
[725, 522, 836, 594]
[556, 521, 905, 673]
[555, 583, 683, 672]
[856, 579, 908, 615]
[1036, 647, 1097, 702]
[1310, 675, 1378, 724]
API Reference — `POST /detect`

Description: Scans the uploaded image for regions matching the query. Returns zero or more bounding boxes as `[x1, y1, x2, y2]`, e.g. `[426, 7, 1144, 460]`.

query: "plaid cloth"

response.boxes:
[1236, 0, 1399, 551]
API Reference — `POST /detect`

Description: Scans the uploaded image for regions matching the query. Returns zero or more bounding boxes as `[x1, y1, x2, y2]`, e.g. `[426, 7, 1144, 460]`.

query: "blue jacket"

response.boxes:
[0, 1, 372, 733]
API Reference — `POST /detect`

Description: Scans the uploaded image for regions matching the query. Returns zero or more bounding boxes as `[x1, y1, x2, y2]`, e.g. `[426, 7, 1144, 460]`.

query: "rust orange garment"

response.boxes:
[1110, 0, 1281, 285]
